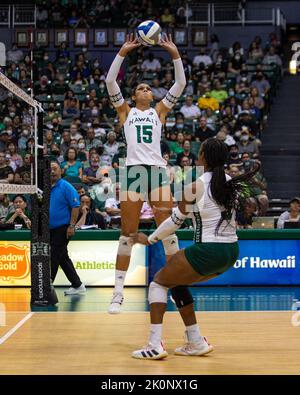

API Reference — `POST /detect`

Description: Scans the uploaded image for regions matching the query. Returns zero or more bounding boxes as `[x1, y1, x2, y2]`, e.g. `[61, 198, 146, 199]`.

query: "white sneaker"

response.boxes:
[64, 284, 86, 296]
[108, 292, 124, 314]
[132, 342, 168, 360]
[174, 335, 214, 356]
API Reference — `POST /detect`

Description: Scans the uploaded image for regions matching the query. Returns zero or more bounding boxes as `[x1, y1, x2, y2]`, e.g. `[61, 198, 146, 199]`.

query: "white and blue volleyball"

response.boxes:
[136, 20, 162, 46]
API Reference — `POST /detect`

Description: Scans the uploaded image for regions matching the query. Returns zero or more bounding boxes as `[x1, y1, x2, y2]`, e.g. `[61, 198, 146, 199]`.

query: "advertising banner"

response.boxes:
[0, 241, 147, 286]
[149, 239, 300, 285]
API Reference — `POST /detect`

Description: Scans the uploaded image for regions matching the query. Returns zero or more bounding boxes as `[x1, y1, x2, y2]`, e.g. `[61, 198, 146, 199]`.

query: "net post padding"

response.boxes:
[30, 112, 57, 306]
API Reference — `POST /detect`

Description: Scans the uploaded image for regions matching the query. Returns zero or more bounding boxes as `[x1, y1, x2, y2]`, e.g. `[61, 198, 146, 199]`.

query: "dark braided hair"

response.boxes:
[202, 138, 260, 233]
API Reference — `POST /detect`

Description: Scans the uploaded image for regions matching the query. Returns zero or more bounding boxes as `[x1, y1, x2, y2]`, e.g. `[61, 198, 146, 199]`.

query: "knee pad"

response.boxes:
[148, 281, 168, 304]
[171, 286, 193, 308]
[162, 234, 179, 256]
[117, 236, 133, 256]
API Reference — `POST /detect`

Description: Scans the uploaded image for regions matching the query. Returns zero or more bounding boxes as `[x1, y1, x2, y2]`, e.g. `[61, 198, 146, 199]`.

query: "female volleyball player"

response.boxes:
[105, 34, 186, 313]
[130, 138, 259, 359]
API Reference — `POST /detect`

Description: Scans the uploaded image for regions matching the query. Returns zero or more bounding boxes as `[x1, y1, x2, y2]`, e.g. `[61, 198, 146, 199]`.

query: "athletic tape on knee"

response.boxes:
[148, 281, 168, 304]
[171, 286, 193, 308]
[117, 236, 133, 256]
[162, 234, 179, 256]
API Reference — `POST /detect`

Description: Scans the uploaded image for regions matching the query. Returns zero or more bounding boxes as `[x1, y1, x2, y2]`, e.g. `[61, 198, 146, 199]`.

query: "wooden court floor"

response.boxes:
[1, 311, 300, 375]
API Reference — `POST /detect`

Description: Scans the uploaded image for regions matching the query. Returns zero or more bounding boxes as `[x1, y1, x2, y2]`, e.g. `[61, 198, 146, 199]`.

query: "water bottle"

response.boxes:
[291, 299, 300, 311]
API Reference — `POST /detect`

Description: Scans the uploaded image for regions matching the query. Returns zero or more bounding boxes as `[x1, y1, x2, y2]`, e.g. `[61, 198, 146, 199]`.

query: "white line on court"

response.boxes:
[0, 312, 34, 345]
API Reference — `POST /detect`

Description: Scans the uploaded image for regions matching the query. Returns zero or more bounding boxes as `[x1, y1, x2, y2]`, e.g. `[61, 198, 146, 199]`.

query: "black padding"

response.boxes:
[171, 286, 193, 308]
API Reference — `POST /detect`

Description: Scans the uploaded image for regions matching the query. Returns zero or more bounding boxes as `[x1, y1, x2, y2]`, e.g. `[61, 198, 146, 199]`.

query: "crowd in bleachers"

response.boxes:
[0, 27, 285, 229]
[36, 0, 191, 29]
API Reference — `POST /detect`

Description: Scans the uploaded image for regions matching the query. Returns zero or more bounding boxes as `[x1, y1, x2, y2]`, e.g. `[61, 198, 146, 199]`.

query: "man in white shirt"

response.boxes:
[104, 131, 119, 159]
[179, 95, 201, 119]
[263, 46, 282, 67]
[141, 53, 161, 72]
[193, 48, 213, 68]
[69, 124, 83, 141]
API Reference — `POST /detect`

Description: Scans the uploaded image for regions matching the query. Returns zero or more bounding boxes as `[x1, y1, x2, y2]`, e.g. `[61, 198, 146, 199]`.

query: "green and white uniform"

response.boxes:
[185, 172, 239, 276]
[122, 107, 168, 194]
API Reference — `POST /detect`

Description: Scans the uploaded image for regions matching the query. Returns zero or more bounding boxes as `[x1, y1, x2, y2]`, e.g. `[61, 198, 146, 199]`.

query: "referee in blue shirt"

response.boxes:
[50, 161, 85, 295]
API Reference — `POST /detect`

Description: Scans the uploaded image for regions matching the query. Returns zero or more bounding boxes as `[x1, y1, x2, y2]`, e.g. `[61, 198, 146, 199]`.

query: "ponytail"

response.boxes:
[202, 138, 260, 234]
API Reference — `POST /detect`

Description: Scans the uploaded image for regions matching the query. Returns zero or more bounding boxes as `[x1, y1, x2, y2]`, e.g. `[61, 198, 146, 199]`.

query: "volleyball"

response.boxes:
[136, 20, 162, 46]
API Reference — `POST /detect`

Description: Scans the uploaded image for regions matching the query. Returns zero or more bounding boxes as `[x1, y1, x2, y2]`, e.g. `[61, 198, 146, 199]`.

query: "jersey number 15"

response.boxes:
[136, 125, 153, 144]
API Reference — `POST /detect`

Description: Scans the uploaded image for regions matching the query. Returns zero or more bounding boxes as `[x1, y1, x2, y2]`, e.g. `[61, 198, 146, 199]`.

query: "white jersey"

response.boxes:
[123, 107, 166, 167]
[192, 172, 237, 243]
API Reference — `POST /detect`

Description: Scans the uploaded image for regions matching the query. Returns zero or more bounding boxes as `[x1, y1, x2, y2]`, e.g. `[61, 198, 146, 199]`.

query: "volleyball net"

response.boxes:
[0, 70, 57, 306]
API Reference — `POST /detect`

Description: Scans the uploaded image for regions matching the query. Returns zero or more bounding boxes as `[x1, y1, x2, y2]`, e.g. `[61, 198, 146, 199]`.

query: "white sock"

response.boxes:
[186, 324, 202, 344]
[114, 270, 126, 294]
[149, 324, 163, 348]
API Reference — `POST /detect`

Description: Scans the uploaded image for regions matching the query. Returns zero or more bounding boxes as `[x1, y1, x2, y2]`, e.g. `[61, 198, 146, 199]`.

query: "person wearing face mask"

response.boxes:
[77, 138, 87, 162]
[49, 143, 63, 163]
[228, 51, 244, 75]
[250, 71, 270, 97]
[227, 144, 243, 167]
[141, 52, 161, 72]
[237, 129, 259, 157]
[112, 143, 127, 169]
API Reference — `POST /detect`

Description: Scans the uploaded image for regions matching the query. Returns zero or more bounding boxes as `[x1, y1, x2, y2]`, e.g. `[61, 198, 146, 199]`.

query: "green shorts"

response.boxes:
[184, 242, 239, 276]
[121, 165, 169, 195]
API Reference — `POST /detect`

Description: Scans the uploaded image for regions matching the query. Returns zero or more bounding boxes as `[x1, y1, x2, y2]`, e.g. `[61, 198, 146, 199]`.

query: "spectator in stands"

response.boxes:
[139, 201, 155, 229]
[227, 165, 242, 178]
[82, 153, 103, 187]
[175, 6, 186, 27]
[151, 78, 168, 101]
[209, 34, 220, 63]
[5, 194, 31, 229]
[69, 123, 83, 141]
[104, 131, 119, 161]
[6, 142, 22, 172]
[63, 98, 81, 118]
[250, 71, 270, 97]
[105, 183, 121, 228]
[179, 96, 201, 120]
[161, 7, 175, 26]
[61, 148, 83, 180]
[228, 41, 244, 58]
[56, 42, 70, 62]
[14, 153, 31, 185]
[18, 127, 30, 151]
[248, 41, 264, 62]
[277, 197, 300, 229]
[210, 80, 228, 104]
[216, 130, 236, 147]
[6, 43, 24, 63]
[86, 127, 102, 151]
[228, 51, 244, 75]
[176, 140, 196, 166]
[101, 97, 116, 120]
[236, 197, 258, 229]
[192, 47, 212, 68]
[60, 131, 71, 155]
[77, 138, 88, 162]
[250, 87, 265, 110]
[36, 5, 49, 27]
[227, 144, 243, 168]
[263, 46, 282, 67]
[141, 52, 161, 73]
[0, 194, 12, 223]
[194, 116, 216, 142]
[174, 155, 190, 185]
[237, 129, 259, 157]
[169, 132, 185, 155]
[112, 143, 126, 169]
[76, 194, 106, 229]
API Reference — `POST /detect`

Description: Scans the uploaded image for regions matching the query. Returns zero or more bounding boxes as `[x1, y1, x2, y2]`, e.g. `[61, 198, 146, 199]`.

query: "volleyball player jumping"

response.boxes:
[105, 34, 186, 314]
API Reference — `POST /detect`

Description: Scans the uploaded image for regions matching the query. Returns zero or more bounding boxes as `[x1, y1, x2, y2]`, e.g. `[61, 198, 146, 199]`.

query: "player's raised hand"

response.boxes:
[119, 33, 141, 57]
[159, 33, 180, 59]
